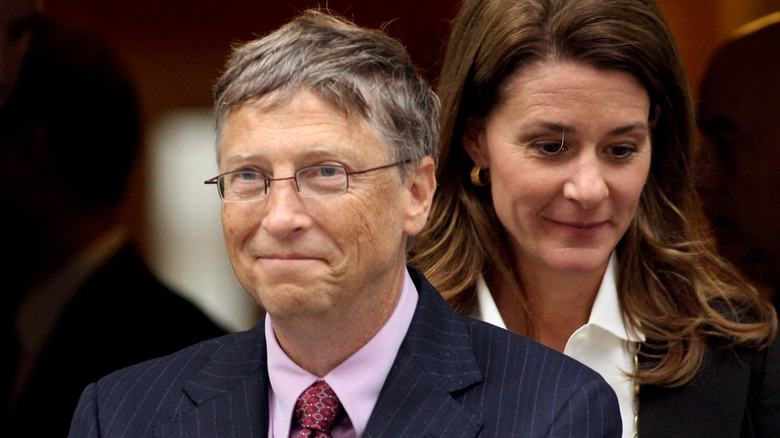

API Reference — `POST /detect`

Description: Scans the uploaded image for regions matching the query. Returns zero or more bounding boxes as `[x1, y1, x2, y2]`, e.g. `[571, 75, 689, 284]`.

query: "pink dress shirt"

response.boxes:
[266, 268, 419, 437]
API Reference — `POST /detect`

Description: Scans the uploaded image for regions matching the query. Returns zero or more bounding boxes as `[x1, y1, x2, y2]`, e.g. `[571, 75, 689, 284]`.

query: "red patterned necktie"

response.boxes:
[295, 380, 344, 438]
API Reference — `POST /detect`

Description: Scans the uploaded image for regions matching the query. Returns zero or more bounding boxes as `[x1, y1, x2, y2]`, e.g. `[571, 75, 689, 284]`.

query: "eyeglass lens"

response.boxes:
[220, 165, 348, 201]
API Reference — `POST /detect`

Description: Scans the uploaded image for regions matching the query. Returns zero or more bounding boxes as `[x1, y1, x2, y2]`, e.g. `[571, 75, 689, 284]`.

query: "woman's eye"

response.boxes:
[608, 145, 638, 159]
[533, 141, 565, 155]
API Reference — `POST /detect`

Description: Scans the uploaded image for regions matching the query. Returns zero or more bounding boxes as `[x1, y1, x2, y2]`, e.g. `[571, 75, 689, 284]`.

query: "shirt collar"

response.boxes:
[589, 253, 644, 343]
[473, 252, 643, 342]
[266, 267, 419, 437]
[473, 275, 507, 330]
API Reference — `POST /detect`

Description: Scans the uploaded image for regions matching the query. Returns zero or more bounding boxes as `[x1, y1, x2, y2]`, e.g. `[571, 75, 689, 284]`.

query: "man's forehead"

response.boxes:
[700, 19, 780, 124]
[226, 93, 368, 139]
[219, 94, 390, 165]
[241, 88, 366, 125]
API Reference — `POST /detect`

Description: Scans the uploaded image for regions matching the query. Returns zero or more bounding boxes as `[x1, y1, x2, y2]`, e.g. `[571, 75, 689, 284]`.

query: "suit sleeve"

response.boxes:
[68, 383, 101, 438]
[545, 374, 622, 438]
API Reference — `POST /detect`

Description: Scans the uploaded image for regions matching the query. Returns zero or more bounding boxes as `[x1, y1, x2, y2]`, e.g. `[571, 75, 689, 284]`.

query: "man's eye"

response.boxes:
[237, 171, 262, 181]
[9, 16, 35, 41]
[317, 166, 341, 177]
[300, 166, 344, 179]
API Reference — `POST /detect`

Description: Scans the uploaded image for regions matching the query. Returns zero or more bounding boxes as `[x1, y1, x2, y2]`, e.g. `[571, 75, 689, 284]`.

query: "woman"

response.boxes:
[411, 0, 779, 436]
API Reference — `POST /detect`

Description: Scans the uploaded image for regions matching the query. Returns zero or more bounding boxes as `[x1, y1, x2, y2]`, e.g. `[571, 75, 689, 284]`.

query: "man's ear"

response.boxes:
[403, 155, 436, 237]
[649, 104, 661, 129]
[462, 115, 490, 168]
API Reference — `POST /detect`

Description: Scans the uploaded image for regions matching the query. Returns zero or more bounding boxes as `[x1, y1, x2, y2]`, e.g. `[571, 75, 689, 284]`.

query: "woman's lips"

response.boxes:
[546, 218, 608, 235]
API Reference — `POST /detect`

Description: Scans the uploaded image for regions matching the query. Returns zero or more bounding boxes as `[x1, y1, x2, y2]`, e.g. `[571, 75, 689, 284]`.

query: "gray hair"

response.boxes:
[213, 10, 439, 171]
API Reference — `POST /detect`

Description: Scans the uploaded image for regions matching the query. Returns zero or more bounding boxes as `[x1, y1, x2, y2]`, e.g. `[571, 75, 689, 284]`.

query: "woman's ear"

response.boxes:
[462, 115, 490, 167]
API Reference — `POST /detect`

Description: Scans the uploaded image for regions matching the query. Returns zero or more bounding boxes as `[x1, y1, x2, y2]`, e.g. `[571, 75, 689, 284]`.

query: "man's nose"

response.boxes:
[695, 139, 726, 195]
[260, 178, 312, 236]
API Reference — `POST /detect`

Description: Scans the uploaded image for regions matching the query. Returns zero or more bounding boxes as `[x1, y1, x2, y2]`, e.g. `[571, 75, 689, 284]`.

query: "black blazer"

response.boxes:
[68, 267, 622, 437]
[639, 331, 780, 437]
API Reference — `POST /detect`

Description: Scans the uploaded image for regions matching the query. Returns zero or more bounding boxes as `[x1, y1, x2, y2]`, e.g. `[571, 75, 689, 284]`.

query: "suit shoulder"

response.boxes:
[92, 327, 260, 399]
[69, 328, 267, 437]
[464, 315, 610, 387]
[93, 332, 223, 386]
[449, 315, 622, 436]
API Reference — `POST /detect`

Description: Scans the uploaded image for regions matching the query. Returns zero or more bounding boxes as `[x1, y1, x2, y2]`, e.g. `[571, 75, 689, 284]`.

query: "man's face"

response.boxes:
[697, 112, 780, 286]
[218, 89, 431, 319]
[0, 0, 38, 107]
[697, 41, 780, 288]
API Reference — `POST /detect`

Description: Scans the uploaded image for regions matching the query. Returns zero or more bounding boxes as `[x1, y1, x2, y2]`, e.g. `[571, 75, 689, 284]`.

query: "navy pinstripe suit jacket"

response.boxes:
[68, 267, 621, 437]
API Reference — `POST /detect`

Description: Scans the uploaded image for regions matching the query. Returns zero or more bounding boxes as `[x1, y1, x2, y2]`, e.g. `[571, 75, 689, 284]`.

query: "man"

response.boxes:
[0, 0, 36, 108]
[1, 7, 225, 436]
[69, 11, 620, 437]
[696, 12, 780, 311]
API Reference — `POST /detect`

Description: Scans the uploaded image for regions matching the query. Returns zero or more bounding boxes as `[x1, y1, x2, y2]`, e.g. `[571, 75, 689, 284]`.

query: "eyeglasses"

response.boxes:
[204, 160, 410, 203]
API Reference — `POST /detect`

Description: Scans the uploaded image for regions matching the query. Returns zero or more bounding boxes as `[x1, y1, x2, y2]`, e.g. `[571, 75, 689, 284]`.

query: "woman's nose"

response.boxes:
[562, 155, 609, 209]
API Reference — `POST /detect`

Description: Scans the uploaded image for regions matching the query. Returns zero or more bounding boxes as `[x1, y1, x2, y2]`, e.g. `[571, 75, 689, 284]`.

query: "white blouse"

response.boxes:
[470, 253, 643, 438]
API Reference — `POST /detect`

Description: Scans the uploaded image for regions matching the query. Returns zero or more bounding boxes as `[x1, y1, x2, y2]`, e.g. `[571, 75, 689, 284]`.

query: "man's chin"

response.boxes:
[259, 287, 335, 319]
[252, 258, 329, 283]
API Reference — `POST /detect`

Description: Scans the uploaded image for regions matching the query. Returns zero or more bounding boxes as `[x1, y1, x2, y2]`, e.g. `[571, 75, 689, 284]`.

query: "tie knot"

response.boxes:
[295, 380, 344, 438]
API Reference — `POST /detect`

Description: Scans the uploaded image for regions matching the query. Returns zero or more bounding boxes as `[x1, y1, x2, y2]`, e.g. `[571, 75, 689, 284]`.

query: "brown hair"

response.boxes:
[411, 0, 777, 387]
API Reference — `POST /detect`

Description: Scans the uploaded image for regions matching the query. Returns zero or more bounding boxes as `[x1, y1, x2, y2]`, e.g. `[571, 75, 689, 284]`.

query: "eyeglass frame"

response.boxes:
[204, 159, 411, 202]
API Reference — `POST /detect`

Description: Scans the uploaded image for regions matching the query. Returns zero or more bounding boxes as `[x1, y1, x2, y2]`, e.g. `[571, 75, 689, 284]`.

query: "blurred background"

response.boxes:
[35, 0, 780, 331]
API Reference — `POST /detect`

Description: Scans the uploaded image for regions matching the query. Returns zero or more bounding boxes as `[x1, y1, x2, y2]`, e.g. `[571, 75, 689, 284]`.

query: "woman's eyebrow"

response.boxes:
[610, 123, 648, 135]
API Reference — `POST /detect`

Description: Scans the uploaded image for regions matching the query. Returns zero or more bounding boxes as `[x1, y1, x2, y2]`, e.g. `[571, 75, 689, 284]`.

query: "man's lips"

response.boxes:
[254, 251, 328, 265]
[258, 253, 320, 260]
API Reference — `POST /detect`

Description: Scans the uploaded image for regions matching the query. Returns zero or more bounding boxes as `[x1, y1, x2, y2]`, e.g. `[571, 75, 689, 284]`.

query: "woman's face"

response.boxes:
[465, 60, 652, 278]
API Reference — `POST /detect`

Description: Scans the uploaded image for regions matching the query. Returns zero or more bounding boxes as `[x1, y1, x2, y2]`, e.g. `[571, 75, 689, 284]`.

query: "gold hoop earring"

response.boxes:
[470, 165, 489, 187]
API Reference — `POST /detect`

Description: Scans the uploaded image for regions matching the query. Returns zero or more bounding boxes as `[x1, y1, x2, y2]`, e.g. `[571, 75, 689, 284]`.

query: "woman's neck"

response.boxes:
[486, 262, 606, 352]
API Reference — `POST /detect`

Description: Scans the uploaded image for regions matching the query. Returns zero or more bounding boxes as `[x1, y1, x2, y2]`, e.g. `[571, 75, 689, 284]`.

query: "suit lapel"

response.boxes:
[364, 267, 484, 438]
[157, 268, 486, 437]
[159, 323, 271, 437]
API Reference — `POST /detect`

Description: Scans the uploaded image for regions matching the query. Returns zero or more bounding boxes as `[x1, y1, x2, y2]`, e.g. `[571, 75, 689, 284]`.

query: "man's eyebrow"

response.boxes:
[222, 147, 343, 167]
[223, 153, 260, 165]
